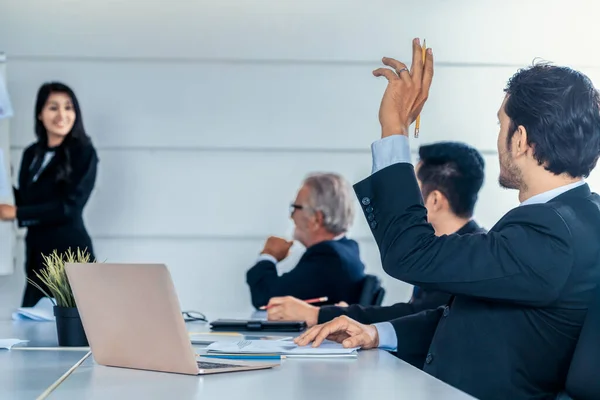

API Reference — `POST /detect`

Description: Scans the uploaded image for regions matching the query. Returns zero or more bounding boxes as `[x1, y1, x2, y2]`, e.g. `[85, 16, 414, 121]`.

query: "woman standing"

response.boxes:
[0, 82, 98, 307]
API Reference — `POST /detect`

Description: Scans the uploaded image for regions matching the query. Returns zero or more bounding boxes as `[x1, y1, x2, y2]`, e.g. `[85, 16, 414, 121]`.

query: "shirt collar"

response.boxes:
[519, 180, 586, 206]
[333, 233, 346, 241]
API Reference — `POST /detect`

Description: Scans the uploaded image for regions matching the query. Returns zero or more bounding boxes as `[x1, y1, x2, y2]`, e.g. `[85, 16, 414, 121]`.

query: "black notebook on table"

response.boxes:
[209, 319, 307, 332]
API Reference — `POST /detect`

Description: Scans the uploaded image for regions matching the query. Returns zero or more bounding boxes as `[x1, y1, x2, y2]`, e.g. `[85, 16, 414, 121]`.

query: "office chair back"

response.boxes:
[358, 274, 385, 306]
[374, 286, 386, 306]
[563, 284, 600, 400]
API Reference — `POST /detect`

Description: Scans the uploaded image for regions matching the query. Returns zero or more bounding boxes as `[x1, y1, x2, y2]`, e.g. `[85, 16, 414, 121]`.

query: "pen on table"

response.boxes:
[414, 38, 426, 138]
[199, 353, 285, 361]
[260, 296, 329, 310]
[188, 331, 242, 336]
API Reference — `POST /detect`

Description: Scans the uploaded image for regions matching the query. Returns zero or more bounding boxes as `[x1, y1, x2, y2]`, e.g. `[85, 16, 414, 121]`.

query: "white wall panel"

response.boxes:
[4, 60, 509, 151]
[7, 60, 383, 151]
[9, 61, 600, 152]
[1, 0, 599, 66]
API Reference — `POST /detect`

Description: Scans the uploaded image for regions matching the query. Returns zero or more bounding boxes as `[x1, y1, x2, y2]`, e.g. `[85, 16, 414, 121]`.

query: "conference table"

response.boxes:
[0, 312, 476, 399]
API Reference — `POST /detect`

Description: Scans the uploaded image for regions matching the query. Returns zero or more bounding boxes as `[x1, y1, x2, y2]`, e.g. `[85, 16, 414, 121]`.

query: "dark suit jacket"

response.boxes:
[246, 237, 366, 309]
[318, 220, 486, 324]
[354, 163, 600, 400]
[14, 139, 98, 251]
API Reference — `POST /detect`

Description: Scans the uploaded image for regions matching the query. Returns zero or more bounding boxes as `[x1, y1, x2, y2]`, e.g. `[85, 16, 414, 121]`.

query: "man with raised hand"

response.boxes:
[296, 39, 600, 400]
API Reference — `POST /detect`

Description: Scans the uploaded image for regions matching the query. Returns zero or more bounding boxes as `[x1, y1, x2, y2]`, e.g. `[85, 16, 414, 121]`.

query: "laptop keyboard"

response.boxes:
[197, 361, 242, 369]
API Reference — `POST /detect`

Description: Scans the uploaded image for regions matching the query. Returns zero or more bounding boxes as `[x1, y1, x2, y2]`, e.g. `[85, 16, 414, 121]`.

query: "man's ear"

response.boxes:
[512, 124, 530, 157]
[312, 210, 324, 230]
[429, 190, 448, 212]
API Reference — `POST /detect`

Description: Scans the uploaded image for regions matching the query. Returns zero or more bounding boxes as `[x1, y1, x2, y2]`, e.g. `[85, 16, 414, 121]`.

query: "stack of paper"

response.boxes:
[205, 339, 359, 358]
[0, 339, 28, 350]
[12, 297, 55, 321]
[190, 332, 292, 345]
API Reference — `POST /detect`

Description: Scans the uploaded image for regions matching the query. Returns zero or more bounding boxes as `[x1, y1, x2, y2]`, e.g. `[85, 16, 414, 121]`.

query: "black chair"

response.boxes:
[357, 274, 386, 306]
[562, 285, 600, 400]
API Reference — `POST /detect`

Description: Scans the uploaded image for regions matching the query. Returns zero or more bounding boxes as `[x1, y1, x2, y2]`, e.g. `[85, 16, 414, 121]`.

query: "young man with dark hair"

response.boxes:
[265, 141, 486, 327]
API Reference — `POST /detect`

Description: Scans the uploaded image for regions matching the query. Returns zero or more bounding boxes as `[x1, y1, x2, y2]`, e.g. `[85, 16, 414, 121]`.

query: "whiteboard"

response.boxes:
[0, 52, 15, 276]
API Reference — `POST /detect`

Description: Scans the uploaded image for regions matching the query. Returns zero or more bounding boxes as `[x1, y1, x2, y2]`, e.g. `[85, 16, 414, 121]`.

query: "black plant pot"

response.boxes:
[53, 306, 89, 347]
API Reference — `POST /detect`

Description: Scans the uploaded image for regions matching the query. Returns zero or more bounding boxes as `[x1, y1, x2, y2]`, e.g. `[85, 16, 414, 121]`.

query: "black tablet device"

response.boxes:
[209, 319, 307, 332]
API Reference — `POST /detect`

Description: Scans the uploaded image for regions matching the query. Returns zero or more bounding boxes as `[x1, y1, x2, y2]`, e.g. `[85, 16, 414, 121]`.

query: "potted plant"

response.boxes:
[27, 247, 94, 347]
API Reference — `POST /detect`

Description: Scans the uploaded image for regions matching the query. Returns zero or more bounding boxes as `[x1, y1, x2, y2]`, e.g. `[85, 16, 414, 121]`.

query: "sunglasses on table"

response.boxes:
[181, 311, 208, 322]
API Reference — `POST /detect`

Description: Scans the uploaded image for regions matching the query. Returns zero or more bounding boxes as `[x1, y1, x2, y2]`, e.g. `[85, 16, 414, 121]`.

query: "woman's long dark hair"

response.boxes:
[33, 82, 91, 182]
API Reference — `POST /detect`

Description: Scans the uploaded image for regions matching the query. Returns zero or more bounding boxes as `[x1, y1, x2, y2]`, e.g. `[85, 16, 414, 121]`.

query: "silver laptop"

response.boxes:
[65, 262, 279, 375]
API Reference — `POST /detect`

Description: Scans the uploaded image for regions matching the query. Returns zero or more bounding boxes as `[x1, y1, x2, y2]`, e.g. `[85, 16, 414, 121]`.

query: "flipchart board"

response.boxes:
[0, 52, 15, 276]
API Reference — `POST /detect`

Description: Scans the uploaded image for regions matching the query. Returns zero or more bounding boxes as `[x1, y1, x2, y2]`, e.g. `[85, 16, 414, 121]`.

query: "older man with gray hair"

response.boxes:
[246, 172, 366, 310]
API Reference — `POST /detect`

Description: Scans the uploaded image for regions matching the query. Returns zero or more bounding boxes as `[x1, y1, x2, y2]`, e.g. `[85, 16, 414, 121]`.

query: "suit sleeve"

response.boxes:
[318, 290, 451, 324]
[246, 247, 338, 309]
[16, 146, 98, 227]
[389, 307, 444, 368]
[353, 163, 574, 307]
[12, 186, 20, 204]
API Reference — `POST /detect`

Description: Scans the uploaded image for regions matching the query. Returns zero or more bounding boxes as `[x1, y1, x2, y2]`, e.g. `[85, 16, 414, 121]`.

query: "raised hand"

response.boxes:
[260, 236, 293, 262]
[374, 38, 434, 138]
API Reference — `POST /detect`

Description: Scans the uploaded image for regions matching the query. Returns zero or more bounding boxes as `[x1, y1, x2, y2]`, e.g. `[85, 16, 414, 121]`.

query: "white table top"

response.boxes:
[0, 348, 89, 400]
[50, 348, 474, 400]
[0, 318, 475, 400]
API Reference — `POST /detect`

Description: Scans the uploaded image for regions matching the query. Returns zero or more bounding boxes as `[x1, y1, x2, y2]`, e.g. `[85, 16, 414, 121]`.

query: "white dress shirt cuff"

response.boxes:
[371, 135, 412, 174]
[373, 321, 398, 352]
[256, 254, 278, 265]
